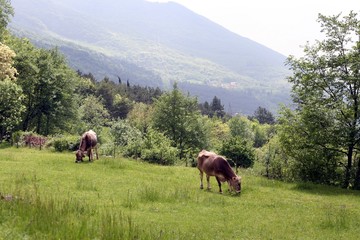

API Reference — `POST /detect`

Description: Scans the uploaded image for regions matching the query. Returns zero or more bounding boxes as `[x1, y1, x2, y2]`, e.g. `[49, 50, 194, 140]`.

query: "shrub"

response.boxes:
[140, 128, 178, 165]
[220, 136, 255, 169]
[52, 135, 80, 152]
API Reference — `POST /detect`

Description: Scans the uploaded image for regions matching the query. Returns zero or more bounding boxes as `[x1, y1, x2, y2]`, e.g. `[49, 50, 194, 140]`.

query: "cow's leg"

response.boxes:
[88, 149, 92, 162]
[206, 175, 211, 190]
[199, 170, 204, 189]
[95, 146, 99, 160]
[216, 177, 223, 194]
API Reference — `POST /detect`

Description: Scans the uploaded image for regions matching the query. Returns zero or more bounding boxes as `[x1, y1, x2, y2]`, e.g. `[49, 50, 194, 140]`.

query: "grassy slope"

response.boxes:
[1, 147, 360, 239]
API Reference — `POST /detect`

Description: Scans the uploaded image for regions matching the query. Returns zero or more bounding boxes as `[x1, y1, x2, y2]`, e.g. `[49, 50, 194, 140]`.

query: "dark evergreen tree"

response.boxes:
[251, 106, 275, 124]
[210, 96, 225, 118]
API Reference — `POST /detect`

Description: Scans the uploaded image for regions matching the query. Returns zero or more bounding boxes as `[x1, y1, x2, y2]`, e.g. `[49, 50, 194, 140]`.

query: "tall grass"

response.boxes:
[1, 147, 360, 239]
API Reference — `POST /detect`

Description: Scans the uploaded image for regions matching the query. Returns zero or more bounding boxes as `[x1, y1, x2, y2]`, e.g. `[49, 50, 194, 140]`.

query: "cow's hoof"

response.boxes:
[200, 186, 203, 189]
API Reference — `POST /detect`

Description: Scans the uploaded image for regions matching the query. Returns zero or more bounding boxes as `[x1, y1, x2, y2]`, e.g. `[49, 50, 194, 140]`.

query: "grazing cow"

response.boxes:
[197, 150, 241, 194]
[75, 130, 98, 163]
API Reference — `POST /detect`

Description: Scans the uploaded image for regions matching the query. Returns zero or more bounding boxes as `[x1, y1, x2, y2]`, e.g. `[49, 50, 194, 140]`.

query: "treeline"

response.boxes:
[2, 1, 360, 190]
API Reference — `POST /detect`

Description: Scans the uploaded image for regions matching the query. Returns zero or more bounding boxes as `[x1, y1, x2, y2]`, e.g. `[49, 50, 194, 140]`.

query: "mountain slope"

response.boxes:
[9, 0, 291, 114]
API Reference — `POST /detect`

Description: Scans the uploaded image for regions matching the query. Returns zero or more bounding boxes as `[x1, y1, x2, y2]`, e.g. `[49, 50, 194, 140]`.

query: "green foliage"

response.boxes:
[199, 96, 226, 118]
[0, 79, 24, 140]
[277, 108, 343, 185]
[285, 11, 360, 188]
[220, 136, 255, 168]
[140, 128, 178, 165]
[110, 120, 142, 147]
[127, 102, 153, 133]
[78, 95, 110, 133]
[5, 36, 79, 135]
[250, 106, 275, 124]
[52, 135, 80, 152]
[204, 117, 230, 152]
[152, 83, 208, 161]
[257, 135, 296, 181]
[228, 115, 254, 143]
[0, 0, 13, 39]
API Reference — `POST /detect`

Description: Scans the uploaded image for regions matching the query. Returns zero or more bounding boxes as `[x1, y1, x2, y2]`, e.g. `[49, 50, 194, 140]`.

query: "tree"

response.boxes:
[285, 12, 360, 189]
[5, 36, 79, 135]
[251, 106, 275, 125]
[0, 42, 24, 140]
[0, 0, 13, 39]
[0, 43, 17, 80]
[152, 83, 208, 163]
[79, 95, 110, 134]
[127, 102, 154, 133]
[220, 136, 255, 170]
[210, 96, 225, 118]
[228, 115, 254, 144]
[0, 80, 24, 141]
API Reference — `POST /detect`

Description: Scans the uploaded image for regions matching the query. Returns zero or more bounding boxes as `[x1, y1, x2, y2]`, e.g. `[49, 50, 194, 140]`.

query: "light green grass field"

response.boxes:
[1, 146, 360, 239]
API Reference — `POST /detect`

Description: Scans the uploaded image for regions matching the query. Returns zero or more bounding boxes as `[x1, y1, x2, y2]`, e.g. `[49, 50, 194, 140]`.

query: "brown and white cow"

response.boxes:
[197, 150, 241, 194]
[75, 130, 99, 163]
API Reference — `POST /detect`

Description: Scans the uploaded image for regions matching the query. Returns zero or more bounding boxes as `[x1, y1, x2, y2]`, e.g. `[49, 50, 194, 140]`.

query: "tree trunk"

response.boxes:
[343, 146, 353, 189]
[354, 159, 360, 190]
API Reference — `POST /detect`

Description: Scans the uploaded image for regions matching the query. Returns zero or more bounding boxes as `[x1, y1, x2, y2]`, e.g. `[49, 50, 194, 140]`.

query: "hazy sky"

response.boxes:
[148, 0, 359, 57]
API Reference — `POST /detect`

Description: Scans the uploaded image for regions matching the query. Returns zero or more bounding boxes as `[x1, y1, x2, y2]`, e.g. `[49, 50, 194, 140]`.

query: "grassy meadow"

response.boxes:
[1, 146, 360, 239]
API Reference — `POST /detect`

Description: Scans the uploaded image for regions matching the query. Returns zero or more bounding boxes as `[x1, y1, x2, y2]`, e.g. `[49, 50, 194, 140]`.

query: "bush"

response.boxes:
[140, 128, 178, 165]
[52, 135, 80, 152]
[11, 131, 47, 149]
[220, 136, 255, 169]
[257, 136, 296, 181]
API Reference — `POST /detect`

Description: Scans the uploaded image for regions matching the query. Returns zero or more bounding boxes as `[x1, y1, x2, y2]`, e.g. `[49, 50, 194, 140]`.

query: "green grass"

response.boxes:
[1, 147, 360, 239]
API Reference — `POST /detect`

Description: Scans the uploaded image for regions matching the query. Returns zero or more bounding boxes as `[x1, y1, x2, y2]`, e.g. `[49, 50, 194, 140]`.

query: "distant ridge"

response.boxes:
[9, 0, 291, 114]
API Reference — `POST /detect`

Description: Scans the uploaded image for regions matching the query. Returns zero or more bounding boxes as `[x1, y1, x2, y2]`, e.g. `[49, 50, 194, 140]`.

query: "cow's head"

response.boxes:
[75, 150, 85, 162]
[229, 176, 241, 193]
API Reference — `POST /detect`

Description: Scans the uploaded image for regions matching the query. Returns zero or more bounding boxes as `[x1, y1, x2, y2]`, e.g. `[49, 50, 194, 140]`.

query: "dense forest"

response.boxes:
[1, 1, 360, 190]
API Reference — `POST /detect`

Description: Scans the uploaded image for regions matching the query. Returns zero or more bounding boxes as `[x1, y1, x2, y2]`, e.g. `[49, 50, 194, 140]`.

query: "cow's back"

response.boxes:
[197, 150, 235, 179]
[80, 130, 97, 151]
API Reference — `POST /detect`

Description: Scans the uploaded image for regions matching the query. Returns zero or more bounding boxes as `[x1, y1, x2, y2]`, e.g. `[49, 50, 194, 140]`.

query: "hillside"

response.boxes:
[9, 0, 291, 114]
[1, 147, 360, 239]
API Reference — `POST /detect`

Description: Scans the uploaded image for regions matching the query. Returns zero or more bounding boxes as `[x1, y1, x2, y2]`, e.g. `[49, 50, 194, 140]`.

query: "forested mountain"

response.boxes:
[9, 0, 291, 114]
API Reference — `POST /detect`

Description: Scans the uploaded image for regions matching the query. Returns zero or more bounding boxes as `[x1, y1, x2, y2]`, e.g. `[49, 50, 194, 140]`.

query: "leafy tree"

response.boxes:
[127, 102, 154, 133]
[278, 107, 343, 185]
[79, 95, 110, 133]
[220, 136, 255, 170]
[110, 120, 142, 147]
[0, 80, 24, 141]
[0, 0, 13, 39]
[140, 128, 178, 165]
[0, 42, 24, 140]
[111, 94, 133, 119]
[250, 106, 275, 125]
[152, 83, 208, 162]
[258, 135, 296, 181]
[228, 115, 254, 144]
[285, 11, 360, 189]
[205, 117, 230, 151]
[110, 120, 143, 158]
[0, 42, 17, 80]
[6, 36, 79, 135]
